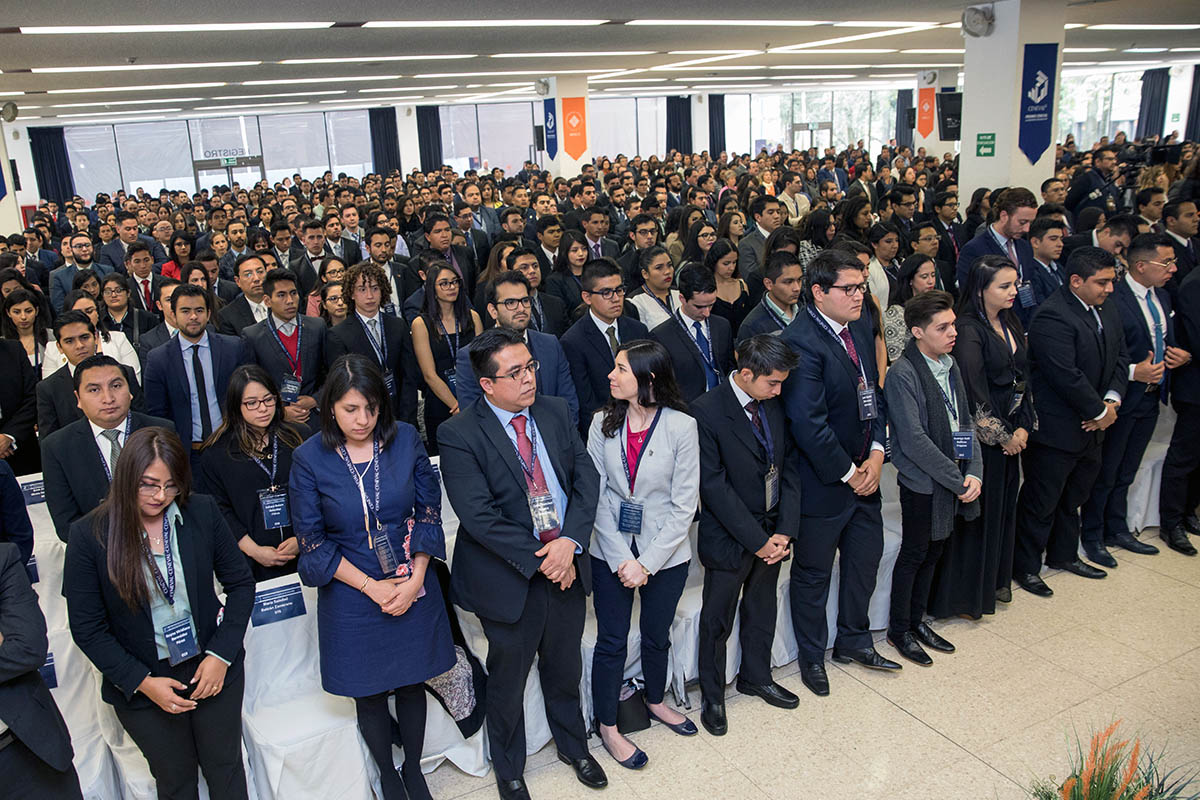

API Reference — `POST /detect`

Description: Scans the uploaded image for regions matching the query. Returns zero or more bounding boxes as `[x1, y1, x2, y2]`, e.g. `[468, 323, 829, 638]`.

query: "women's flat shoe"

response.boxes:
[647, 707, 698, 736]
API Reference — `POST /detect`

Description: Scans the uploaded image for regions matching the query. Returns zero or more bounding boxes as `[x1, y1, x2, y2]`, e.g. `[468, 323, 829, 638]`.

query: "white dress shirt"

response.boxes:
[89, 417, 127, 477]
[1123, 273, 1165, 381]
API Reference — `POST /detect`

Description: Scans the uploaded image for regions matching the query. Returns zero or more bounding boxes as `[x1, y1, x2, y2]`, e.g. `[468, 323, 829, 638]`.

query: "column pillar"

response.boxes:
[913, 69, 958, 164]
[547, 75, 591, 177]
[690, 94, 710, 155]
[959, 0, 1066, 204]
[0, 124, 23, 232]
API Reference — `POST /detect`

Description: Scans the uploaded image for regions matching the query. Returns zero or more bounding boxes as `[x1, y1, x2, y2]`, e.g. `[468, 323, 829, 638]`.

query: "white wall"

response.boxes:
[1, 122, 41, 210]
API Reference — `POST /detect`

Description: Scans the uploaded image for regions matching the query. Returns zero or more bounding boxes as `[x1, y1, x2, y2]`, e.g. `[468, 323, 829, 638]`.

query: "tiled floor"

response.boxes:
[425, 535, 1200, 800]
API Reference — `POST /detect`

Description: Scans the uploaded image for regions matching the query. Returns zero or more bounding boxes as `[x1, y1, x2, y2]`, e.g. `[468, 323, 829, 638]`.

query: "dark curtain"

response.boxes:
[1136, 68, 1170, 140]
[1185, 65, 1200, 143]
[367, 107, 402, 175]
[708, 94, 726, 155]
[895, 89, 914, 150]
[665, 96, 692, 154]
[415, 106, 443, 173]
[28, 126, 75, 204]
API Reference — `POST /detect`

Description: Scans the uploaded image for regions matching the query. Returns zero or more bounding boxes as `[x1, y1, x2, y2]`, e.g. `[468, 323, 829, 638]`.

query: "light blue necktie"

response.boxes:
[1146, 293, 1165, 383]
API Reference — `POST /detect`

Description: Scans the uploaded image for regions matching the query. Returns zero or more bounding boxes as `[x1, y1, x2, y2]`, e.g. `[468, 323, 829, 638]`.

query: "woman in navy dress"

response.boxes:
[290, 353, 454, 800]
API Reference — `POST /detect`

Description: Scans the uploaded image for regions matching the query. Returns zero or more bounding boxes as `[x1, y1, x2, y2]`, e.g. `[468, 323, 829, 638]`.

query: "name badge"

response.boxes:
[25, 555, 38, 585]
[764, 466, 780, 511]
[528, 491, 560, 535]
[373, 522, 412, 579]
[20, 479, 45, 506]
[163, 617, 200, 666]
[953, 430, 974, 460]
[251, 582, 307, 627]
[280, 374, 301, 404]
[382, 370, 396, 397]
[1017, 283, 1036, 308]
[40, 652, 57, 690]
[443, 367, 457, 397]
[1009, 390, 1025, 416]
[618, 500, 644, 534]
[857, 381, 879, 421]
[258, 487, 290, 530]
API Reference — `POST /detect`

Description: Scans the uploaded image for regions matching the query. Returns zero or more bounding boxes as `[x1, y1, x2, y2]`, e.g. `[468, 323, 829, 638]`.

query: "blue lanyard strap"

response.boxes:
[760, 297, 788, 331]
[360, 315, 388, 365]
[436, 317, 461, 356]
[619, 408, 662, 494]
[807, 306, 869, 386]
[675, 311, 718, 372]
[748, 402, 776, 466]
[141, 514, 177, 606]
[337, 437, 381, 531]
[268, 316, 303, 376]
[99, 413, 133, 483]
[509, 414, 540, 480]
[650, 290, 674, 316]
[250, 433, 279, 487]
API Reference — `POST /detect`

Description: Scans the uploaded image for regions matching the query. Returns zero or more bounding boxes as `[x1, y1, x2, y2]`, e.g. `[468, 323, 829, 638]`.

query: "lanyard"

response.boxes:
[619, 408, 662, 494]
[675, 311, 718, 373]
[360, 314, 388, 366]
[268, 316, 303, 377]
[141, 514, 177, 605]
[98, 413, 133, 483]
[650, 290, 674, 316]
[250, 433, 279, 489]
[807, 306, 869, 386]
[760, 296, 789, 331]
[931, 363, 959, 424]
[337, 438, 382, 542]
[509, 414, 541, 481]
[436, 317, 460, 356]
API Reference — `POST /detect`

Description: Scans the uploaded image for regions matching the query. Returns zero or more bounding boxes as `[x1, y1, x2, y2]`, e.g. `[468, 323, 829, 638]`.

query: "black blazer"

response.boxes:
[0, 543, 75, 773]
[1172, 268, 1200, 405]
[326, 314, 420, 426]
[437, 395, 599, 624]
[1113, 277, 1175, 399]
[1027, 284, 1129, 452]
[125, 273, 166, 314]
[40, 412, 174, 543]
[287, 252, 321, 297]
[0, 340, 37, 476]
[1166, 234, 1198, 301]
[63, 494, 255, 707]
[692, 381, 801, 571]
[649, 314, 734, 404]
[36, 363, 145, 442]
[243, 316, 327, 400]
[560, 313, 650, 435]
[543, 270, 584, 313]
[529, 291, 569, 338]
[104, 308, 157, 356]
[215, 294, 258, 338]
[137, 322, 174, 364]
[735, 298, 793, 344]
[1059, 232, 1095, 266]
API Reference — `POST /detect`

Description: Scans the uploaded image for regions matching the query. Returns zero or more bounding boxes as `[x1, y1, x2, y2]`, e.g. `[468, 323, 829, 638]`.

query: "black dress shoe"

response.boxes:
[832, 646, 902, 671]
[913, 622, 955, 653]
[1083, 544, 1119, 568]
[887, 632, 932, 666]
[735, 679, 800, 709]
[1106, 531, 1160, 555]
[700, 700, 727, 736]
[557, 753, 608, 789]
[497, 778, 531, 800]
[1183, 514, 1200, 536]
[1015, 573, 1053, 597]
[995, 586, 1012, 604]
[646, 707, 698, 736]
[1047, 558, 1107, 579]
[1162, 525, 1198, 556]
[799, 660, 830, 696]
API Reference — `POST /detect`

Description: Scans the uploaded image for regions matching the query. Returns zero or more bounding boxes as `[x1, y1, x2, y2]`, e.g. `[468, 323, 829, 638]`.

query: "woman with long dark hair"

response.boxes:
[70, 268, 102, 300]
[964, 187, 991, 237]
[665, 204, 702, 266]
[289, 355, 454, 800]
[587, 340, 699, 769]
[63, 426, 255, 799]
[797, 208, 836, 270]
[715, 210, 745, 247]
[678, 218, 717, 265]
[544, 229, 590, 312]
[319, 280, 348, 328]
[627, 245, 680, 330]
[883, 254, 939, 363]
[866, 222, 902, 312]
[704, 238, 750, 335]
[161, 232, 196, 280]
[835, 195, 874, 246]
[304, 255, 347, 317]
[3, 288, 50, 375]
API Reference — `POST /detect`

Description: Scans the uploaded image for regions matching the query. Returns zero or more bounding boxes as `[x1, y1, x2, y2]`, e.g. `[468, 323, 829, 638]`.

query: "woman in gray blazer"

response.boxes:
[586, 339, 700, 769]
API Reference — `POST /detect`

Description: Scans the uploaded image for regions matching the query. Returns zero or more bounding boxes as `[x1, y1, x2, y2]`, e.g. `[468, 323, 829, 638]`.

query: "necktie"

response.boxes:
[1004, 237, 1017, 266]
[192, 344, 213, 439]
[745, 399, 764, 441]
[100, 429, 122, 474]
[510, 415, 560, 543]
[838, 327, 861, 368]
[606, 325, 619, 356]
[1091, 307, 1104, 335]
[367, 317, 381, 350]
[693, 321, 717, 388]
[1145, 293, 1165, 367]
[141, 278, 152, 310]
[593, 242, 602, 259]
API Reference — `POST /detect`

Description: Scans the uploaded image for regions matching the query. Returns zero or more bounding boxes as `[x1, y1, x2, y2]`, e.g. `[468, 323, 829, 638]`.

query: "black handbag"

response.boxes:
[615, 679, 650, 735]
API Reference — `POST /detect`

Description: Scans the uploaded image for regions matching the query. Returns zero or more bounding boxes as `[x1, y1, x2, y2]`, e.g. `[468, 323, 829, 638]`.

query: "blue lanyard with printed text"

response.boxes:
[142, 515, 177, 605]
[99, 414, 133, 483]
[250, 433, 279, 488]
[619, 408, 662, 494]
[269, 316, 303, 377]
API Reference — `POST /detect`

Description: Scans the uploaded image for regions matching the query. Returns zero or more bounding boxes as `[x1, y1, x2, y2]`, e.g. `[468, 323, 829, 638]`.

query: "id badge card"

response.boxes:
[258, 487, 290, 529]
[953, 430, 974, 460]
[373, 524, 412, 579]
[618, 500, 644, 534]
[163, 616, 200, 666]
[857, 380, 879, 421]
[280, 374, 301, 404]
[382, 370, 396, 397]
[1017, 283, 1036, 307]
[444, 367, 457, 397]
[1009, 391, 1024, 416]
[528, 491, 560, 535]
[764, 466, 780, 511]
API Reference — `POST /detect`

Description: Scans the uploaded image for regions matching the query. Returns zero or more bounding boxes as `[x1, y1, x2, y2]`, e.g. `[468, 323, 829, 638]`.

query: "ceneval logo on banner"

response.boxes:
[1018, 43, 1058, 165]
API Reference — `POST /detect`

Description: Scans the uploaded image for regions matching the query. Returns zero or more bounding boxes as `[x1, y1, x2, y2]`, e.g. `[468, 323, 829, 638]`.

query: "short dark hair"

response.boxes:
[992, 187, 1038, 216]
[486, 270, 531, 306]
[804, 249, 863, 302]
[933, 191, 957, 209]
[748, 194, 780, 220]
[1103, 213, 1141, 241]
[124, 240, 151, 262]
[262, 268, 297, 297]
[423, 212, 452, 234]
[1028, 217, 1066, 241]
[903, 289, 954, 330]
[319, 354, 397, 450]
[1164, 200, 1196, 225]
[676, 263, 716, 300]
[583, 206, 608, 222]
[1065, 245, 1117, 280]
[1040, 177, 1064, 193]
[364, 226, 392, 245]
[467, 326, 526, 380]
[53, 309, 95, 340]
[301, 217, 324, 235]
[535, 214, 563, 235]
[764, 250, 801, 283]
[73, 354, 124, 392]
[581, 258, 622, 292]
[170, 282, 210, 312]
[1135, 187, 1165, 210]
[503, 246, 539, 270]
[1127, 232, 1173, 266]
[234, 252, 265, 277]
[735, 334, 799, 377]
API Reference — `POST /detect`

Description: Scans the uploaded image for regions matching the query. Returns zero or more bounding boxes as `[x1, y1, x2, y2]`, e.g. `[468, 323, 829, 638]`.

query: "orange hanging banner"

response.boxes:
[561, 96, 588, 160]
[917, 87, 935, 139]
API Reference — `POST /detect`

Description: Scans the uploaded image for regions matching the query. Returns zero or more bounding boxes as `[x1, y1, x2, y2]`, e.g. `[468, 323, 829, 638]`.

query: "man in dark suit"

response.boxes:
[908, 220, 956, 295]
[285, 219, 324, 298]
[243, 269, 326, 429]
[0, 339, 38, 478]
[931, 191, 965, 271]
[453, 201, 491, 269]
[650, 264, 733, 404]
[438, 328, 606, 800]
[694, 335, 801, 736]
[123, 241, 166, 317]
[1027, 217, 1068, 308]
[417, 213, 478, 298]
[1160, 264, 1200, 555]
[216, 254, 269, 337]
[560, 260, 649, 436]
[326, 262, 419, 427]
[1060, 215, 1138, 267]
[737, 252, 803, 344]
[1082, 235, 1188, 564]
[1014, 247, 1129, 597]
[581, 207, 620, 261]
[954, 187, 1039, 325]
[40, 354, 172, 542]
[98, 211, 167, 270]
[737, 195, 783, 287]
[817, 157, 848, 194]
[51, 232, 114, 312]
[320, 213, 361, 264]
[780, 250, 899, 697]
[136, 279, 183, 363]
[1162, 200, 1198, 299]
[0, 460, 33, 566]
[508, 249, 568, 337]
[144, 284, 248, 451]
[616, 214, 660, 291]
[455, 271, 579, 427]
[0, 541, 83, 797]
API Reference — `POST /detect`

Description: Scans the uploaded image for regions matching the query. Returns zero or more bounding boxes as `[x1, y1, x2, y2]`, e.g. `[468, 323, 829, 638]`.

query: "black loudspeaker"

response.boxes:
[9, 159, 19, 191]
[905, 108, 916, 130]
[936, 92, 963, 141]
[534, 125, 545, 150]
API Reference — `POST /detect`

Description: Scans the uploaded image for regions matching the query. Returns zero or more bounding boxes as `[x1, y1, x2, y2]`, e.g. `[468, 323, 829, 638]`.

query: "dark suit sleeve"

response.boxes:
[34, 380, 61, 443]
[0, 545, 48, 684]
[216, 306, 239, 337]
[39, 436, 80, 544]
[125, 365, 146, 413]
[694, 412, 770, 554]
[454, 347, 480, 410]
[396, 324, 420, 427]
[562, 332, 601, 428]
[1029, 307, 1106, 420]
[782, 343, 854, 485]
[1, 350, 37, 447]
[549, 337, 580, 428]
[144, 350, 171, 423]
[1110, 310, 1130, 400]
[0, 471, 34, 575]
[198, 496, 254, 664]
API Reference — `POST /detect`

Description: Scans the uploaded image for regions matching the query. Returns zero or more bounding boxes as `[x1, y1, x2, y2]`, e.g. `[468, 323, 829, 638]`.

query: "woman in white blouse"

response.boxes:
[628, 246, 682, 330]
[44, 290, 141, 382]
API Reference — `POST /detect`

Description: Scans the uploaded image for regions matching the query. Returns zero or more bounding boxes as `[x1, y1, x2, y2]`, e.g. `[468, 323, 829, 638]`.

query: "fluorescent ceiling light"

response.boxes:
[280, 55, 473, 65]
[1063, 61, 1098, 66]
[62, 115, 167, 123]
[320, 96, 425, 103]
[667, 50, 762, 55]
[678, 83, 772, 90]
[51, 97, 204, 108]
[213, 90, 346, 100]
[364, 19, 608, 28]
[359, 85, 459, 92]
[769, 74, 857, 80]
[771, 24, 938, 52]
[192, 101, 307, 111]
[1172, 47, 1200, 52]
[21, 22, 333, 34]
[1091, 24, 1200, 30]
[783, 48, 897, 54]
[48, 82, 226, 94]
[664, 65, 770, 71]
[628, 19, 824, 26]
[588, 69, 650, 80]
[242, 75, 399, 86]
[1064, 23, 1087, 29]
[868, 73, 915, 77]
[1063, 48, 1112, 53]
[876, 62, 960, 68]
[682, 75, 777, 82]
[589, 77, 668, 83]
[0, 92, 26, 96]
[491, 51, 655, 58]
[34, 61, 260, 74]
[415, 69, 592, 78]
[900, 49, 964, 54]
[58, 108, 183, 117]
[835, 20, 937, 27]
[1124, 47, 1167, 53]
[767, 64, 870, 70]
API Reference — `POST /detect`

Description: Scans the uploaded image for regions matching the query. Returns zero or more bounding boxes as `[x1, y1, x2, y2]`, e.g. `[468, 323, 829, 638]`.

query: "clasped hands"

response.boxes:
[754, 533, 792, 565]
[365, 573, 423, 616]
[137, 654, 228, 714]
[536, 537, 577, 590]
[846, 451, 884, 496]
[1082, 400, 1120, 432]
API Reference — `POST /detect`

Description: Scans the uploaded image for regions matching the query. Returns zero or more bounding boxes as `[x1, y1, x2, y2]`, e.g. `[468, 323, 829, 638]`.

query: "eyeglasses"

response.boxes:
[1144, 259, 1178, 269]
[138, 481, 180, 498]
[497, 296, 533, 310]
[102, 287, 127, 296]
[828, 283, 868, 296]
[242, 395, 278, 411]
[588, 286, 627, 300]
[698, 231, 717, 239]
[436, 278, 461, 290]
[489, 360, 540, 382]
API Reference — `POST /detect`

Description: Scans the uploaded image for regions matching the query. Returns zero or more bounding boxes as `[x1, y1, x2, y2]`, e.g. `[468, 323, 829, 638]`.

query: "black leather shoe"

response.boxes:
[497, 778, 531, 800]
[1047, 558, 1107, 579]
[799, 660, 829, 696]
[887, 632, 932, 666]
[1083, 544, 1119, 568]
[913, 622, 955, 653]
[1106, 531, 1160, 555]
[1162, 525, 1198, 556]
[995, 586, 1012, 604]
[735, 679, 800, 709]
[700, 700, 727, 736]
[557, 753, 608, 789]
[1015, 573, 1053, 597]
[1183, 514, 1200, 536]
[832, 646, 902, 671]
[646, 707, 698, 736]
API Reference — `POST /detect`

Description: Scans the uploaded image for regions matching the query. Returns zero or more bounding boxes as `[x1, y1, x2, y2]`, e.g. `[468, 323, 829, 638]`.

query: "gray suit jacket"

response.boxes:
[737, 227, 768, 280]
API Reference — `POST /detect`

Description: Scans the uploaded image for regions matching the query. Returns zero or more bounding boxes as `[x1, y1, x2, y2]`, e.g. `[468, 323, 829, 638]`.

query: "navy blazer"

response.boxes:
[50, 262, 115, 312]
[326, 314, 420, 426]
[649, 313, 734, 404]
[242, 315, 327, 400]
[143, 332, 248, 447]
[955, 227, 1038, 325]
[97, 237, 168, 271]
[454, 328, 580, 428]
[1113, 277, 1175, 403]
[215, 294, 258, 338]
[560, 313, 650, 435]
[1026, 259, 1066, 308]
[780, 309, 886, 512]
[0, 462, 33, 565]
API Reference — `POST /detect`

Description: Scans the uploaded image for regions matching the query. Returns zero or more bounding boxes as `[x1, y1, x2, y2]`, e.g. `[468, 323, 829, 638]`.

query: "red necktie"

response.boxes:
[510, 415, 560, 543]
[838, 328, 860, 368]
[141, 278, 152, 310]
[1005, 237, 1017, 266]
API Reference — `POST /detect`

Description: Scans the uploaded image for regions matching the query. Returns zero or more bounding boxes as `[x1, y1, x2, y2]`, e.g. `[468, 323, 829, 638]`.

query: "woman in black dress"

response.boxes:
[929, 255, 1036, 618]
[544, 229, 589, 314]
[704, 238, 751, 335]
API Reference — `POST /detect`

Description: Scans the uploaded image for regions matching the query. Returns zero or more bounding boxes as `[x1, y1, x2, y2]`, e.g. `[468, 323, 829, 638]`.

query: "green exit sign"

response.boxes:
[220, 157, 238, 166]
[976, 132, 996, 158]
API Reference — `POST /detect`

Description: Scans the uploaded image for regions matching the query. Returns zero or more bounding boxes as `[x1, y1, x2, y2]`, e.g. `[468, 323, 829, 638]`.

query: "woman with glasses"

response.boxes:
[678, 219, 718, 265]
[546, 229, 590, 313]
[319, 281, 348, 329]
[63, 426, 255, 799]
[305, 256, 347, 317]
[410, 262, 483, 454]
[100, 272, 156, 346]
[196, 365, 306, 582]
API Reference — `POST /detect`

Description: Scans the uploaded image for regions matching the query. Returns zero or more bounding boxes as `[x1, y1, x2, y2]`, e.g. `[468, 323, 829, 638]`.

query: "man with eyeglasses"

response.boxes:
[1066, 145, 1122, 217]
[506, 248, 568, 337]
[888, 186, 918, 243]
[617, 214, 660, 291]
[454, 270, 578, 429]
[931, 192, 965, 270]
[650, 264, 733, 404]
[909, 221, 954, 295]
[50, 232, 114, 313]
[780, 250, 898, 697]
[41, 354, 170, 543]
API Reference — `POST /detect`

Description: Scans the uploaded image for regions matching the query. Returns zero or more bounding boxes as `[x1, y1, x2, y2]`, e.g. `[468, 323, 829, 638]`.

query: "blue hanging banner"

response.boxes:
[544, 98, 558, 159]
[1018, 43, 1058, 165]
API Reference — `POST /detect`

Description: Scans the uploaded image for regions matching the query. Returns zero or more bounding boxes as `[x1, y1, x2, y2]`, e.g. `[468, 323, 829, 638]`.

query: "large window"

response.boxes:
[439, 105, 479, 173]
[187, 117, 261, 160]
[589, 98, 638, 160]
[325, 110, 372, 178]
[1057, 72, 1148, 148]
[64, 125, 122, 202]
[259, 113, 330, 186]
[723, 94, 752, 156]
[478, 102, 534, 175]
[750, 94, 792, 154]
[636, 97, 667, 159]
[867, 90, 897, 155]
[113, 121, 195, 195]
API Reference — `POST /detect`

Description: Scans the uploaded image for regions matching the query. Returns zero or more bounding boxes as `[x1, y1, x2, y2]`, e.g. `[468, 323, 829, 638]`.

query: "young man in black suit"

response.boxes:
[136, 279, 183, 363]
[438, 328, 606, 800]
[216, 254, 269, 338]
[1160, 264, 1200, 555]
[40, 354, 172, 542]
[694, 335, 802, 736]
[1162, 200, 1198, 298]
[560, 259, 649, 436]
[1014, 247, 1129, 596]
[650, 264, 733, 404]
[507, 248, 568, 337]
[931, 191, 964, 269]
[123, 241, 165, 316]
